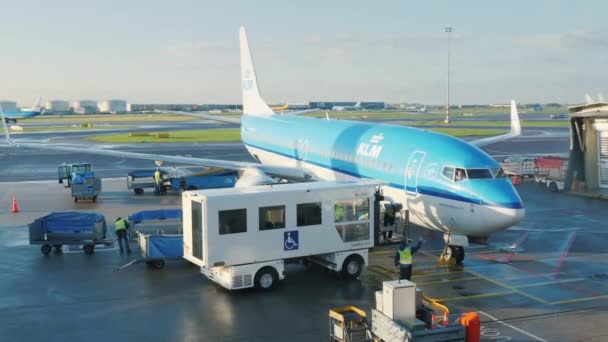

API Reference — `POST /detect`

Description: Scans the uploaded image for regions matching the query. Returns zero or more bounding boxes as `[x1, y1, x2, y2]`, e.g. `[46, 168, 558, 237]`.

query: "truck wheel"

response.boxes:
[134, 188, 144, 195]
[549, 182, 558, 192]
[41, 244, 52, 255]
[255, 266, 278, 291]
[151, 260, 165, 269]
[83, 245, 95, 255]
[341, 255, 363, 279]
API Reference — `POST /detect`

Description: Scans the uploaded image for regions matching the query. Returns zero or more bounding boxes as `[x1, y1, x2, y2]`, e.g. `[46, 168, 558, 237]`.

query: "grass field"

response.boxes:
[17, 125, 133, 132]
[87, 129, 242, 143]
[21, 113, 201, 123]
[86, 126, 504, 143]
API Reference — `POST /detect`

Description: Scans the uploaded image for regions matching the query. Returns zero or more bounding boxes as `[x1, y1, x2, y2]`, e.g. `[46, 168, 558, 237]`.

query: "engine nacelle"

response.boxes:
[235, 168, 277, 188]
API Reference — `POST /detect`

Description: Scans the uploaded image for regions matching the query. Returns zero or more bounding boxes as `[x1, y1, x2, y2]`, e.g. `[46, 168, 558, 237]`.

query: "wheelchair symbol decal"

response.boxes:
[284, 231, 299, 251]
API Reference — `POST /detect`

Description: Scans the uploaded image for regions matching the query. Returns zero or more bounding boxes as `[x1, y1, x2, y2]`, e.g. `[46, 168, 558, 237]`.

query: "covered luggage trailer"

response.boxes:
[128, 209, 183, 241]
[182, 180, 380, 291]
[29, 212, 111, 255]
[137, 233, 183, 269]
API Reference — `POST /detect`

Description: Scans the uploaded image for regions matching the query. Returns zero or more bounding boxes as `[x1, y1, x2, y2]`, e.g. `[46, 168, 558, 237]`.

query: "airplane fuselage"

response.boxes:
[241, 114, 524, 238]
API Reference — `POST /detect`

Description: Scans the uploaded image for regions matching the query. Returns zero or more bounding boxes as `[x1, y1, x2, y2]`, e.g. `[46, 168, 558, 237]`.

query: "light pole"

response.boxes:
[445, 27, 452, 124]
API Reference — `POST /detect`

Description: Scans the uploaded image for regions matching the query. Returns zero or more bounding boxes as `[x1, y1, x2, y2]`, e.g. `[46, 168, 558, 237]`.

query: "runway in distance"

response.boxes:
[1, 97, 44, 123]
[1, 27, 524, 262]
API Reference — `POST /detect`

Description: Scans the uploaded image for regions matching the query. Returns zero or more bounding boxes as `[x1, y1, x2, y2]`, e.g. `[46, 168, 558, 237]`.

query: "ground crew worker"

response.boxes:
[383, 203, 395, 240]
[154, 168, 163, 195]
[394, 237, 423, 281]
[114, 217, 131, 254]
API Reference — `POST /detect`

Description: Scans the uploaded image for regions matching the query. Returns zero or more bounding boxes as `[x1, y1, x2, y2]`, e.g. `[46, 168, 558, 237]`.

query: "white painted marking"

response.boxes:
[478, 311, 547, 342]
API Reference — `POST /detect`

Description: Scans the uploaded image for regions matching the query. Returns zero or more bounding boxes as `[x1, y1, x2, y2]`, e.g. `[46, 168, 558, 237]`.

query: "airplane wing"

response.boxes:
[0, 108, 312, 182]
[469, 100, 522, 147]
[164, 108, 318, 125]
[160, 110, 242, 124]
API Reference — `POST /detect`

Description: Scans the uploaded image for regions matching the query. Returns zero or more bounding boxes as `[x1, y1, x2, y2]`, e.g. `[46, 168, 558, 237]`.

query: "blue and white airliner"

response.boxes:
[1, 97, 44, 123]
[1, 27, 524, 262]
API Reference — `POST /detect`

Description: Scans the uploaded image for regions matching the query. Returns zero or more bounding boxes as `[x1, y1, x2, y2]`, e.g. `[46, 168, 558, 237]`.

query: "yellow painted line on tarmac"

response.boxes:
[549, 295, 608, 305]
[464, 269, 550, 305]
[515, 278, 584, 289]
[370, 250, 395, 255]
[435, 290, 514, 303]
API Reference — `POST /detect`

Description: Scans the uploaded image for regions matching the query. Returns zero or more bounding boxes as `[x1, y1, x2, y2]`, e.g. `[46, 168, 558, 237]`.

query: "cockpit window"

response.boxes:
[455, 168, 467, 182]
[494, 168, 507, 178]
[441, 166, 454, 180]
[466, 169, 493, 179]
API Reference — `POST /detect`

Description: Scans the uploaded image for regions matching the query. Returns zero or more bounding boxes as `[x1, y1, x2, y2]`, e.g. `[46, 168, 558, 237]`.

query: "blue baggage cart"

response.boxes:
[138, 232, 183, 269]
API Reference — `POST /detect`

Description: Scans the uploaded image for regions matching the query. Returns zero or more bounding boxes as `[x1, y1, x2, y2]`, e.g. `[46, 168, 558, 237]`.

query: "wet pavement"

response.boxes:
[1, 179, 607, 341]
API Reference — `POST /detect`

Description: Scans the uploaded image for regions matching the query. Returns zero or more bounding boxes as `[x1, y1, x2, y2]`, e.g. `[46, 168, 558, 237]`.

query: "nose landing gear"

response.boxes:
[440, 245, 465, 264]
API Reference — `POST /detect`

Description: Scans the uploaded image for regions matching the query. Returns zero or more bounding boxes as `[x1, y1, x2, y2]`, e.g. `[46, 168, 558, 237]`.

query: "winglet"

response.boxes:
[239, 26, 274, 116]
[510, 100, 521, 136]
[0, 104, 14, 145]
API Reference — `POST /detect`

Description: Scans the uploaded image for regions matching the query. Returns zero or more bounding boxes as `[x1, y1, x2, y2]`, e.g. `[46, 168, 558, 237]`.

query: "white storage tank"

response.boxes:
[73, 100, 98, 114]
[99, 99, 128, 113]
[45, 100, 70, 112]
[0, 100, 18, 112]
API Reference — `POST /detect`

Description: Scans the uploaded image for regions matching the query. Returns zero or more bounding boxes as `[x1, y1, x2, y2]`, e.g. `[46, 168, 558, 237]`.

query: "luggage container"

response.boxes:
[71, 173, 102, 202]
[137, 232, 183, 269]
[128, 209, 183, 241]
[182, 180, 380, 291]
[29, 212, 111, 255]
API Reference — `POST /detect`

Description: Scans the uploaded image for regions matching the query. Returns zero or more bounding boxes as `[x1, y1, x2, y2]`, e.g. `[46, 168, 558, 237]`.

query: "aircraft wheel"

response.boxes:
[442, 245, 454, 262]
[454, 246, 465, 263]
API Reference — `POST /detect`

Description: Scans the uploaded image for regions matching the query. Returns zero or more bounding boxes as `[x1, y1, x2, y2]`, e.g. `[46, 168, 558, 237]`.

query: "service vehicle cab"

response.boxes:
[182, 180, 380, 291]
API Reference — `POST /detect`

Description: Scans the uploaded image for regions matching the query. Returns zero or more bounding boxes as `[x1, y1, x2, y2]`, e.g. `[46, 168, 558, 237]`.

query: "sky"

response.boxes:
[0, 0, 606, 106]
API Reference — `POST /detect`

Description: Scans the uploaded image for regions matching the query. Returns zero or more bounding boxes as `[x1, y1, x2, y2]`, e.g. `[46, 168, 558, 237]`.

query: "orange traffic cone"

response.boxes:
[443, 312, 449, 327]
[511, 176, 520, 186]
[12, 195, 19, 213]
[431, 313, 437, 329]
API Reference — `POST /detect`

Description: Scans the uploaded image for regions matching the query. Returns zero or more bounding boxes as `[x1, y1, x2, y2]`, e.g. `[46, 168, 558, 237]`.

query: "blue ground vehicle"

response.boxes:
[127, 167, 237, 195]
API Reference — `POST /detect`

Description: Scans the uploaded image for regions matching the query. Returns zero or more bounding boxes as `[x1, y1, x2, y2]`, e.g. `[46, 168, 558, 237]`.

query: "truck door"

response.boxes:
[404, 151, 426, 195]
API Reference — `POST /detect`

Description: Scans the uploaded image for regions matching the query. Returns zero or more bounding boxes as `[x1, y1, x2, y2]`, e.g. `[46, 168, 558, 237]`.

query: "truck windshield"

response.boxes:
[466, 169, 493, 179]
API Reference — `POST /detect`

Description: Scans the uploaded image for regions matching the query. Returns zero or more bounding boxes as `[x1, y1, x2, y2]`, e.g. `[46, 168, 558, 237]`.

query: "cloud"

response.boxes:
[514, 29, 608, 49]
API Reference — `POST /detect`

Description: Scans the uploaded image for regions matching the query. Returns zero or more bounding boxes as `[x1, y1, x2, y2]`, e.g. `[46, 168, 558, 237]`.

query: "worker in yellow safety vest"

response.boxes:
[394, 237, 423, 281]
[114, 217, 131, 254]
[154, 169, 163, 195]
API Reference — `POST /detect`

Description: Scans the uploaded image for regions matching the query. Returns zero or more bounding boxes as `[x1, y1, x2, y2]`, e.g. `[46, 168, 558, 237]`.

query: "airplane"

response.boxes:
[332, 101, 363, 112]
[0, 27, 524, 263]
[1, 97, 44, 123]
[272, 103, 289, 112]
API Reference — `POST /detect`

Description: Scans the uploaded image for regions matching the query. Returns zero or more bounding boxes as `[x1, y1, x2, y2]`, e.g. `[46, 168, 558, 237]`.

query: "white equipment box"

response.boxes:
[182, 180, 380, 290]
[382, 280, 417, 328]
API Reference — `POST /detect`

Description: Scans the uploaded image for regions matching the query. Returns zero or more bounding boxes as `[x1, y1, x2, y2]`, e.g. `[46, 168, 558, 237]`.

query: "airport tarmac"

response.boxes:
[1, 180, 607, 341]
[0, 125, 568, 182]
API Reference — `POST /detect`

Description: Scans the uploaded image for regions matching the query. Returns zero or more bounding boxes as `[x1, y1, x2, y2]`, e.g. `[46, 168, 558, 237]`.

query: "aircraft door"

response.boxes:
[404, 151, 426, 194]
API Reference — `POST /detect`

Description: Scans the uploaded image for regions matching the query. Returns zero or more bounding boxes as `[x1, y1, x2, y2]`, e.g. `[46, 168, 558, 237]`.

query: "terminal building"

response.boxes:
[0, 100, 18, 112]
[565, 102, 608, 195]
[99, 99, 128, 113]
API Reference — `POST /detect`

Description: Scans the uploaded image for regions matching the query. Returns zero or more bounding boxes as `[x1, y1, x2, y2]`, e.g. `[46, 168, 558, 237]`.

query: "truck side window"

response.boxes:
[334, 198, 369, 222]
[297, 202, 322, 226]
[259, 205, 286, 230]
[219, 209, 247, 235]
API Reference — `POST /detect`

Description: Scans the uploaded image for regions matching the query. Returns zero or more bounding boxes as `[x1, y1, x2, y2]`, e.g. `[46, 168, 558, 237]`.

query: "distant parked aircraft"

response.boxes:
[2, 97, 44, 123]
[332, 101, 362, 112]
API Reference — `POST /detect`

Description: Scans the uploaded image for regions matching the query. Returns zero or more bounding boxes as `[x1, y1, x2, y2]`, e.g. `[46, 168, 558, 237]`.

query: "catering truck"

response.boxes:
[182, 180, 380, 291]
